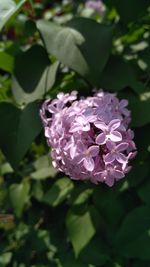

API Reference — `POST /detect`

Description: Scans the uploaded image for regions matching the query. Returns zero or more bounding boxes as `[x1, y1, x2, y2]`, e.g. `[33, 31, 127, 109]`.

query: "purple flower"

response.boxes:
[48, 91, 77, 113]
[104, 141, 128, 165]
[85, 0, 105, 14]
[118, 99, 130, 117]
[95, 119, 122, 145]
[98, 165, 125, 187]
[40, 90, 137, 186]
[75, 141, 99, 171]
[70, 115, 91, 132]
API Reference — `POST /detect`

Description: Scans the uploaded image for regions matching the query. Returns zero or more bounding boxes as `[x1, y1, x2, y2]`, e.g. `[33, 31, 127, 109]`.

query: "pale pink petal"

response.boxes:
[129, 141, 136, 150]
[128, 129, 134, 139]
[116, 153, 127, 164]
[83, 157, 95, 171]
[113, 169, 125, 179]
[82, 123, 91, 131]
[94, 121, 107, 131]
[106, 140, 115, 151]
[99, 170, 107, 180]
[119, 99, 128, 108]
[105, 174, 114, 187]
[124, 166, 132, 173]
[77, 141, 86, 152]
[75, 154, 84, 164]
[109, 119, 121, 131]
[127, 151, 137, 160]
[69, 124, 82, 133]
[96, 133, 106, 145]
[83, 108, 94, 117]
[57, 101, 64, 110]
[88, 145, 99, 157]
[76, 116, 85, 124]
[109, 131, 122, 142]
[45, 127, 51, 138]
[122, 108, 130, 117]
[70, 146, 76, 159]
[116, 142, 128, 152]
[48, 104, 57, 113]
[57, 92, 65, 100]
[104, 153, 115, 163]
[87, 115, 97, 123]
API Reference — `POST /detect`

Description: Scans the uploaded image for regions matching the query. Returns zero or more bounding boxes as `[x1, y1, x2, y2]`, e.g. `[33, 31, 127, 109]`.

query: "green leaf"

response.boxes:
[80, 237, 110, 266]
[33, 155, 50, 170]
[72, 189, 93, 206]
[31, 155, 58, 180]
[115, 206, 150, 260]
[119, 91, 150, 127]
[14, 45, 50, 92]
[1, 162, 13, 175]
[66, 206, 99, 257]
[9, 181, 30, 217]
[93, 185, 126, 233]
[131, 259, 150, 267]
[113, 0, 149, 24]
[12, 62, 59, 104]
[139, 48, 150, 72]
[37, 18, 112, 86]
[99, 56, 136, 91]
[12, 45, 59, 104]
[138, 180, 150, 206]
[31, 166, 57, 180]
[127, 160, 149, 187]
[0, 0, 26, 31]
[59, 251, 87, 267]
[0, 52, 14, 72]
[43, 177, 74, 206]
[0, 252, 12, 266]
[0, 102, 42, 169]
[32, 182, 44, 201]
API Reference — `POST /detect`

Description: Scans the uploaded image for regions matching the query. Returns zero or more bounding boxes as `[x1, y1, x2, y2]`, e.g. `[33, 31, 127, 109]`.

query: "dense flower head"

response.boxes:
[40, 90, 137, 187]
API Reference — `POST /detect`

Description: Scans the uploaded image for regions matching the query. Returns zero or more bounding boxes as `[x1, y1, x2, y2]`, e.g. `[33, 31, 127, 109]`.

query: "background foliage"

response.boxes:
[0, 0, 150, 266]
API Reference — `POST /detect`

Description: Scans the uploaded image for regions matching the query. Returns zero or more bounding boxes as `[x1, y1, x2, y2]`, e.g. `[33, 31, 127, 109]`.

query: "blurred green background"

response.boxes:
[0, 0, 150, 266]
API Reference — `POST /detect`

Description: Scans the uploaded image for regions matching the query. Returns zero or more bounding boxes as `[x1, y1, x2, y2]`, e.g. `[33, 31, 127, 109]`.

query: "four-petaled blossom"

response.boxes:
[70, 114, 94, 132]
[117, 99, 130, 117]
[104, 141, 128, 167]
[98, 165, 125, 187]
[40, 90, 137, 187]
[95, 119, 122, 145]
[75, 142, 99, 171]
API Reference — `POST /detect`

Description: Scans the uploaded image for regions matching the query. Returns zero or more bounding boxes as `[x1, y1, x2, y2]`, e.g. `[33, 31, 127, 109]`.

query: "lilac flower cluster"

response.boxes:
[40, 91, 137, 186]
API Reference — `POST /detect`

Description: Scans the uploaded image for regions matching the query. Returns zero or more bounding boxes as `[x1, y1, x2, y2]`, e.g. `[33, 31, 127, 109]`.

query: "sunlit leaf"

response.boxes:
[0, 0, 26, 31]
[66, 206, 99, 257]
[0, 52, 14, 72]
[12, 45, 59, 104]
[43, 177, 74, 206]
[9, 181, 30, 217]
[37, 18, 112, 86]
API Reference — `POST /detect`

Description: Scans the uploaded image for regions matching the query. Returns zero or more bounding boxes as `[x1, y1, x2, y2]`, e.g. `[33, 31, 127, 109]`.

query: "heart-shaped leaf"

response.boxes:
[37, 18, 112, 86]
[12, 45, 59, 104]
[66, 206, 99, 257]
